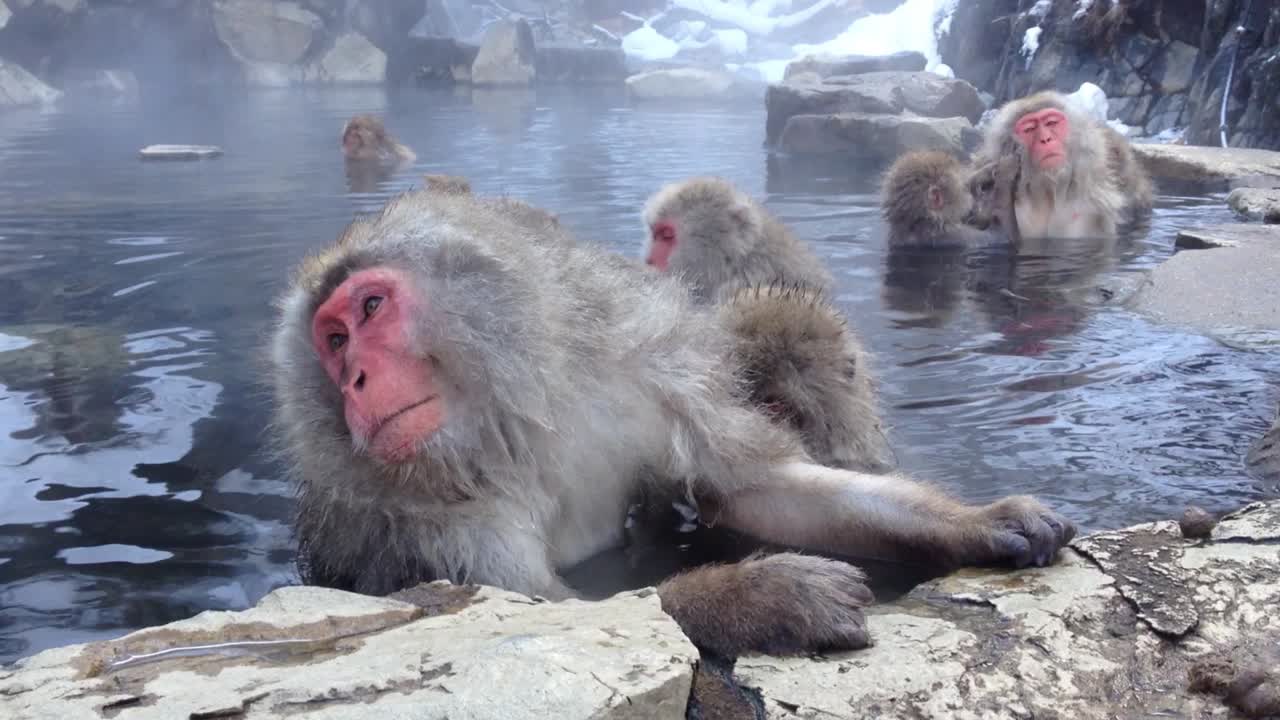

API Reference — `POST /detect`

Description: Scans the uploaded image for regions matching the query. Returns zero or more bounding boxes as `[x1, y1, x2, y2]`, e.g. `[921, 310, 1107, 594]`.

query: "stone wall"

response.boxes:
[940, 0, 1280, 149]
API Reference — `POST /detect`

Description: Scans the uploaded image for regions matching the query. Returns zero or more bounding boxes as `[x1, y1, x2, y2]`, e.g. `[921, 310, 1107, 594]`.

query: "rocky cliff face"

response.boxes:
[940, 0, 1280, 149]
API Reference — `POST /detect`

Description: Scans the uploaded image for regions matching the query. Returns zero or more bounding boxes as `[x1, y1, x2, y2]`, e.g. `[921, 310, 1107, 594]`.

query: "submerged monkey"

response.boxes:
[270, 186, 1077, 660]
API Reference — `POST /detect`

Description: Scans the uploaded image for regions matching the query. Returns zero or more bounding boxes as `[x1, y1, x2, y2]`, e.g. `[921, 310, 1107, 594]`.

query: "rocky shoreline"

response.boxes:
[4, 500, 1278, 719]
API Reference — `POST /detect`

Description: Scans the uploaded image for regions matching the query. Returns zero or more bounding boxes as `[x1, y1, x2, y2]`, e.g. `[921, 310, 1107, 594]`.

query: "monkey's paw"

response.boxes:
[973, 495, 1077, 568]
[659, 552, 873, 659]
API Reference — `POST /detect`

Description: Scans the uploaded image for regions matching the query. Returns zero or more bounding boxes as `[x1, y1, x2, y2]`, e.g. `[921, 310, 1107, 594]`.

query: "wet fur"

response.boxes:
[977, 91, 1152, 244]
[271, 187, 1077, 658]
[641, 177, 834, 303]
[880, 150, 990, 247]
[721, 283, 891, 473]
[342, 115, 417, 164]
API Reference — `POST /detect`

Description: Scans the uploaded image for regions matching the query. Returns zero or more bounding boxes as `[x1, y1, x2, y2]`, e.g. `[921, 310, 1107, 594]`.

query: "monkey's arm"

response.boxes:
[718, 462, 1075, 569]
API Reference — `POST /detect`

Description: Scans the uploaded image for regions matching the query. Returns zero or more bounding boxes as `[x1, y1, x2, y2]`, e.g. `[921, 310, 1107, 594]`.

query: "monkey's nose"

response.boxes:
[347, 370, 366, 393]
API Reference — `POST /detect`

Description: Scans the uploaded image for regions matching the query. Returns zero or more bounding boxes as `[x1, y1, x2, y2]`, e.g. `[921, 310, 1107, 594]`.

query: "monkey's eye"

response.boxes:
[328, 333, 347, 352]
[363, 296, 383, 318]
[980, 180, 995, 192]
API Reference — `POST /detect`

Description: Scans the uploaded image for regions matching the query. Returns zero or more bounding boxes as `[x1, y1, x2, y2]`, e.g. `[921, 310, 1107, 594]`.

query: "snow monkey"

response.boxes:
[640, 176, 834, 303]
[341, 114, 417, 164]
[976, 91, 1153, 243]
[270, 186, 1077, 659]
[879, 150, 995, 247]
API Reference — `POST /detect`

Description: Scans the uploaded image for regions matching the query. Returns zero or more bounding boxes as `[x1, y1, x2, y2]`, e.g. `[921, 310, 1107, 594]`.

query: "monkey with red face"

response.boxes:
[976, 91, 1153, 245]
[271, 186, 1077, 660]
[641, 177, 833, 303]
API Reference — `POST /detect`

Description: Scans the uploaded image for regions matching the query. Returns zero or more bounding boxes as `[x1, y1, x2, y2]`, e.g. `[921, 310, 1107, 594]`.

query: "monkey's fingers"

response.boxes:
[658, 552, 874, 659]
[977, 496, 1077, 569]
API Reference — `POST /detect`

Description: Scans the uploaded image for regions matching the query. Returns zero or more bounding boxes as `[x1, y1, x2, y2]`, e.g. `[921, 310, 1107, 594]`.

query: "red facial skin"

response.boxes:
[646, 221, 677, 270]
[1013, 109, 1069, 171]
[342, 130, 359, 155]
[311, 267, 444, 465]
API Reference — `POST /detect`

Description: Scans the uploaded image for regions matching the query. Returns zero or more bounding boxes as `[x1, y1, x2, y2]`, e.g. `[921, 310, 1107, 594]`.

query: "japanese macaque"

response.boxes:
[640, 177, 833, 302]
[422, 173, 472, 195]
[721, 283, 891, 473]
[271, 187, 1076, 659]
[341, 114, 417, 164]
[880, 150, 991, 247]
[977, 91, 1153, 243]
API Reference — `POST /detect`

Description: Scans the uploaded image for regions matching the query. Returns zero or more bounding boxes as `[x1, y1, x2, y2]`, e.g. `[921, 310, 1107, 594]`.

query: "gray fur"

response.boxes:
[270, 187, 1078, 656]
[641, 177, 834, 303]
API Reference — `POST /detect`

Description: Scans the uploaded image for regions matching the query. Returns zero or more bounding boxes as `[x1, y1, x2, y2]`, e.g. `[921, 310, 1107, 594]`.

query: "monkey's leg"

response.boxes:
[716, 462, 1076, 569]
[656, 551, 874, 659]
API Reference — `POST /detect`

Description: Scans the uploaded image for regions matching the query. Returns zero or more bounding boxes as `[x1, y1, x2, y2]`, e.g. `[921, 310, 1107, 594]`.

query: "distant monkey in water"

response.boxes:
[271, 186, 1077, 660]
[341, 114, 417, 164]
[640, 176, 833, 302]
[975, 91, 1153, 243]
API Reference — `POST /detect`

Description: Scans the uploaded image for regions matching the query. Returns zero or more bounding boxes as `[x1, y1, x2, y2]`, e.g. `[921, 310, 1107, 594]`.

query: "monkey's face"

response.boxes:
[646, 220, 678, 270]
[1014, 109, 1069, 172]
[311, 266, 445, 464]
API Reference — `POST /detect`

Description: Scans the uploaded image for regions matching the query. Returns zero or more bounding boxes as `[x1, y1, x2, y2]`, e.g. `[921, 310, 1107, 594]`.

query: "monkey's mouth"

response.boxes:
[366, 395, 442, 464]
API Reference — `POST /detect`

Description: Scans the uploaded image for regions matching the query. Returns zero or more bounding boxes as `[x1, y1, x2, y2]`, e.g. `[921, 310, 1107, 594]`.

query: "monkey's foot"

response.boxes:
[971, 495, 1078, 568]
[658, 552, 873, 660]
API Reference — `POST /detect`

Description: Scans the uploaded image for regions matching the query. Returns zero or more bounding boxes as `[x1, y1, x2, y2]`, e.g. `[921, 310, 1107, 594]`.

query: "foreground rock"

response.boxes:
[1228, 188, 1280, 223]
[1134, 143, 1280, 188]
[626, 67, 759, 103]
[740, 501, 1280, 719]
[0, 60, 61, 107]
[778, 112, 980, 162]
[1129, 223, 1279, 348]
[1, 584, 697, 719]
[6, 502, 1280, 718]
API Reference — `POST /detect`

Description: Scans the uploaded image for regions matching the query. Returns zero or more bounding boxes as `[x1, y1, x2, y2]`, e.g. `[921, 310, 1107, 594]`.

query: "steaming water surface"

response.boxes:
[0, 87, 1276, 664]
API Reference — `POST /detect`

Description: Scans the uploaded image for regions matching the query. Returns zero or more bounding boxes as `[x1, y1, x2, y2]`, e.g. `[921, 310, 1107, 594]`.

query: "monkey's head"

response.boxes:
[880, 150, 972, 234]
[641, 177, 763, 276]
[965, 157, 1014, 230]
[984, 92, 1090, 183]
[272, 190, 556, 485]
[342, 115, 388, 160]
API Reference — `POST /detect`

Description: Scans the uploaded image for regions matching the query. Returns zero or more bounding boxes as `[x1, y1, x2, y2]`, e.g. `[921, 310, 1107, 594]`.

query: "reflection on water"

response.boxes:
[0, 87, 1276, 664]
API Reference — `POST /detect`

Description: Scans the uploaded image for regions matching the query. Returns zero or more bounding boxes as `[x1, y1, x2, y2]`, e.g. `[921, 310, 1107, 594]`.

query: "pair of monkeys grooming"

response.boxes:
[881, 90, 1155, 248]
[271, 163, 1077, 665]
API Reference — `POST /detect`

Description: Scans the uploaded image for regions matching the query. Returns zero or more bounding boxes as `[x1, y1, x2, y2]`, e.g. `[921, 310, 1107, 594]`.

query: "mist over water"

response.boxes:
[0, 87, 1276, 664]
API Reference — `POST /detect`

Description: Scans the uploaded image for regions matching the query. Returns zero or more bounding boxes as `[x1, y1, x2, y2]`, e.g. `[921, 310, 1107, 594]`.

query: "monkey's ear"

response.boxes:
[927, 186, 945, 212]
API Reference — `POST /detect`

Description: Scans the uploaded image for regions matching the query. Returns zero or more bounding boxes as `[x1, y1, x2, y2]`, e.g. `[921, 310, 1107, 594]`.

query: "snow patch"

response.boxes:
[1067, 81, 1109, 123]
[622, 24, 681, 61]
[1073, 0, 1095, 20]
[1021, 26, 1042, 68]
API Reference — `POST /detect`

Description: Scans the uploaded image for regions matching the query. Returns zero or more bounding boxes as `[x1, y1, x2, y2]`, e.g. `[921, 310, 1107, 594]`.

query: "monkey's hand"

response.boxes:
[968, 495, 1077, 569]
[657, 552, 873, 660]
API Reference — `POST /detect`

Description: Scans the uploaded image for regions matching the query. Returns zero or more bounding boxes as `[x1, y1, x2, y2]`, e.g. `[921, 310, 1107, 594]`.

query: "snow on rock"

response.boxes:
[1021, 26, 1042, 68]
[932, 62, 955, 78]
[622, 24, 680, 61]
[792, 0, 959, 75]
[1067, 81, 1109, 123]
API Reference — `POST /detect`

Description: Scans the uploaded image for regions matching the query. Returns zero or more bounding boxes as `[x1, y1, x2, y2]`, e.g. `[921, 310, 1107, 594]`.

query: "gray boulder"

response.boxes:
[471, 18, 536, 87]
[212, 0, 324, 65]
[777, 112, 980, 161]
[625, 67, 760, 103]
[1133, 143, 1280, 189]
[0, 60, 61, 107]
[765, 71, 984, 146]
[1227, 187, 1280, 223]
[305, 32, 386, 84]
[782, 50, 927, 81]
